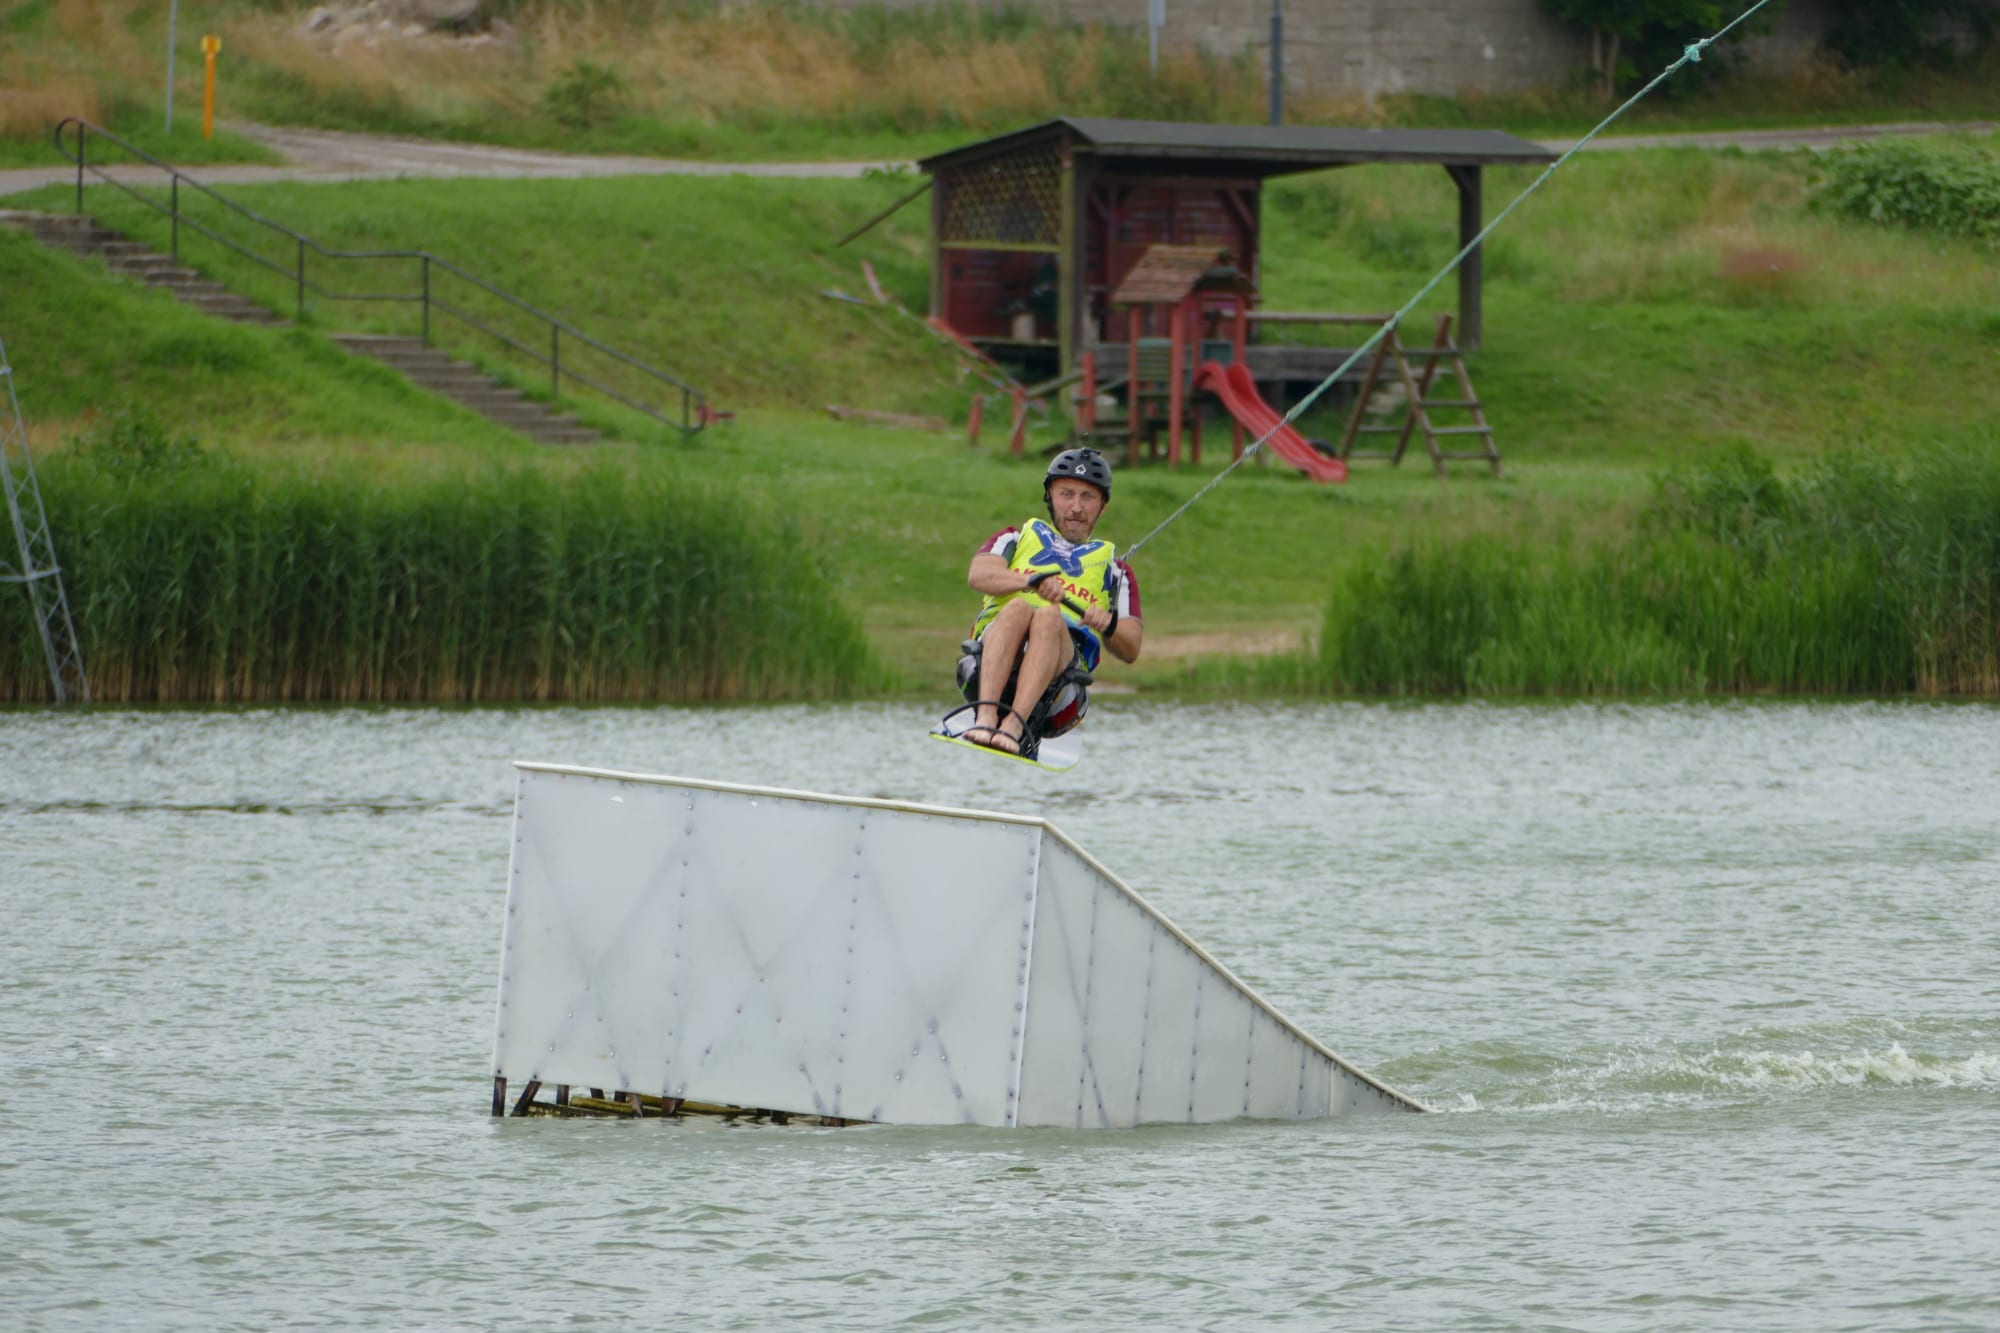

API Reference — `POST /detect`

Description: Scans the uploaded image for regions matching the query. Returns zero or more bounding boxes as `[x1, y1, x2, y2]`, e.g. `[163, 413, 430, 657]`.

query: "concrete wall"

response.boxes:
[784, 0, 1910, 101]
[1098, 0, 1589, 99]
[797, 0, 1587, 97]
[1737, 0, 1833, 71]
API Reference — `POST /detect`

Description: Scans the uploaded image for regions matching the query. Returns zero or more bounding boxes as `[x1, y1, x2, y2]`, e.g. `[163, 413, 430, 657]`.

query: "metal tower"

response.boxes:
[0, 330, 89, 703]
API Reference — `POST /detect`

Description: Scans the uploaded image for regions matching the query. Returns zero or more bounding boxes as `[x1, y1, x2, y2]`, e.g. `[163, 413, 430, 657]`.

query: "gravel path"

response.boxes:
[1, 119, 1992, 200]
[0, 124, 909, 199]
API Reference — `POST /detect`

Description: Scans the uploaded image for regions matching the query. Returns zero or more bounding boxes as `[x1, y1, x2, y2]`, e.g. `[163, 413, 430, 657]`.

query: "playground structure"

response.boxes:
[1058, 241, 1339, 481]
[1061, 249, 1501, 481]
[490, 763, 1429, 1126]
[828, 244, 1502, 481]
[1335, 312, 1504, 477]
[891, 117, 1552, 479]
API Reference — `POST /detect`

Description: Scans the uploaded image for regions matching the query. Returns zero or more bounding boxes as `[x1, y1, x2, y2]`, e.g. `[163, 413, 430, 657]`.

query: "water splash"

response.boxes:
[1415, 1029, 2000, 1115]
[1683, 1042, 2000, 1091]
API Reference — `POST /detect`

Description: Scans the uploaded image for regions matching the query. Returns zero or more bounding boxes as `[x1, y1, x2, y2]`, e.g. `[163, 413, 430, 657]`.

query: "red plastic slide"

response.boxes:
[1193, 361, 1347, 483]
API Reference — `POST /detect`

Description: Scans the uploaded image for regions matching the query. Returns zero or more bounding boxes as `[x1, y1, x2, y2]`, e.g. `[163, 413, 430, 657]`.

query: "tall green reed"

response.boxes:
[0, 415, 883, 703]
[1313, 441, 2000, 696]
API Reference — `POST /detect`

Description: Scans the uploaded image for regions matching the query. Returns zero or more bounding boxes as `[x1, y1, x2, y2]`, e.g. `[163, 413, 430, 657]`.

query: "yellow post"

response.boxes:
[200, 34, 221, 139]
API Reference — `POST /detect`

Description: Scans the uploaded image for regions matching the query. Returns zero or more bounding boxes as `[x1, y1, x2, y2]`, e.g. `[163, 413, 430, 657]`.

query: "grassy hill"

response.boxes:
[17, 137, 2000, 442]
[4, 131, 1998, 697]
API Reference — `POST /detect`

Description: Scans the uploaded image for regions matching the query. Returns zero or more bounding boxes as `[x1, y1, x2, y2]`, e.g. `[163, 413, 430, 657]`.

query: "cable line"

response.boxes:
[1122, 0, 1776, 560]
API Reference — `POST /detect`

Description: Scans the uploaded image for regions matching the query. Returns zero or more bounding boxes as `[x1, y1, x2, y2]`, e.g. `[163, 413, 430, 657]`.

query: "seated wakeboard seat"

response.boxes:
[954, 637, 1093, 760]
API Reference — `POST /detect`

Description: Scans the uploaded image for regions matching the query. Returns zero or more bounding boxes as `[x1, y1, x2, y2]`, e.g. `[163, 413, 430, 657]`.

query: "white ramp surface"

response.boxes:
[494, 764, 1427, 1125]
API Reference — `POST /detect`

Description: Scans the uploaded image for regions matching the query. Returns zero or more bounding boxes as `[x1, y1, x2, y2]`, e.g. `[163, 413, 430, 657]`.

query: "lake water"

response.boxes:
[3, 700, 1997, 1329]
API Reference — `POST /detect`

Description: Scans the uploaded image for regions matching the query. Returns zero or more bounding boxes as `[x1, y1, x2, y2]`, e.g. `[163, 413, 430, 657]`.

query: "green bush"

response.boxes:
[1313, 441, 2000, 696]
[0, 429, 883, 703]
[1814, 136, 2000, 244]
[542, 59, 631, 131]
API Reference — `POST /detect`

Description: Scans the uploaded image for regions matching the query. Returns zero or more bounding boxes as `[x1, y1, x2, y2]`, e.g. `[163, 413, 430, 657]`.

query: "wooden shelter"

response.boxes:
[914, 117, 1557, 383]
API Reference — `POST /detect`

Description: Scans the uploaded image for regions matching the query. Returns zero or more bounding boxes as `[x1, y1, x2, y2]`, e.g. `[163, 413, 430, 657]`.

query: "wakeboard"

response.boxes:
[930, 709, 1083, 771]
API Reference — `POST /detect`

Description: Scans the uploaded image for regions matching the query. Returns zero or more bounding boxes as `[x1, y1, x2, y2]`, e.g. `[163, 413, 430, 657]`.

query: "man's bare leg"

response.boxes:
[973, 598, 1037, 737]
[991, 604, 1071, 754]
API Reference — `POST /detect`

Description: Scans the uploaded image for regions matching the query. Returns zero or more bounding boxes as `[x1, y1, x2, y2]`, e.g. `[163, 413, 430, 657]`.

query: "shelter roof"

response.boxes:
[918, 117, 1557, 178]
[1112, 245, 1229, 305]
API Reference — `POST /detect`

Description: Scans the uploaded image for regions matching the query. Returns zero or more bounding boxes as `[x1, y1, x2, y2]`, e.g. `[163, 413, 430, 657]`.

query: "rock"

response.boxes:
[304, 6, 336, 33]
[414, 0, 483, 31]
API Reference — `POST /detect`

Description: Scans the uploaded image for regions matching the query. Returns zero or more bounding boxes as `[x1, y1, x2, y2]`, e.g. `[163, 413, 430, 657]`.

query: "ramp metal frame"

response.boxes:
[490, 763, 1430, 1126]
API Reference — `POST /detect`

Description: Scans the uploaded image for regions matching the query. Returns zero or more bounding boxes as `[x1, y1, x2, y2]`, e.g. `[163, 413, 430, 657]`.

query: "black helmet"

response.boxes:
[1044, 447, 1112, 501]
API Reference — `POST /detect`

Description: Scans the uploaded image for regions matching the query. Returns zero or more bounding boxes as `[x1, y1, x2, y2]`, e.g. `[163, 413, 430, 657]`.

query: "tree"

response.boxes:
[1539, 0, 1726, 101]
[1823, 0, 1997, 68]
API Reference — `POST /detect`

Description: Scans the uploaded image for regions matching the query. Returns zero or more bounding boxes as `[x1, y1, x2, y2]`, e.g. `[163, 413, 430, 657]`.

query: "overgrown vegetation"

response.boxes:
[540, 57, 629, 131]
[0, 409, 883, 702]
[1536, 0, 1997, 105]
[2, 0, 1997, 166]
[0, 0, 275, 166]
[1814, 133, 2000, 244]
[1312, 442, 2000, 696]
[1823, 0, 1998, 70]
[1536, 0, 1741, 103]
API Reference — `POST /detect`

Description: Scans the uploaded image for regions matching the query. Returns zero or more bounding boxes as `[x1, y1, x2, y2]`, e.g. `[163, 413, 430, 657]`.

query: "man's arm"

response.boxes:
[1099, 560, 1142, 664]
[968, 551, 1034, 597]
[1102, 614, 1142, 665]
[1068, 585, 1140, 663]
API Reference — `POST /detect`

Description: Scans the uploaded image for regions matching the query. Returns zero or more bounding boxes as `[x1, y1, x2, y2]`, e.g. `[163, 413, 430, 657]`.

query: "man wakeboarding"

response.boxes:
[944, 447, 1142, 761]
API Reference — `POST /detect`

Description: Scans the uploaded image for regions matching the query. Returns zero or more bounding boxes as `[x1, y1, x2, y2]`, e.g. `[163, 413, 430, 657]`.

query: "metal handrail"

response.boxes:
[52, 118, 708, 436]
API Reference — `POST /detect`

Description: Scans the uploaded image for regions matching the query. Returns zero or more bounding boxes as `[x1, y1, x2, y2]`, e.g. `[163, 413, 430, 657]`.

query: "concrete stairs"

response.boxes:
[4, 211, 284, 326]
[3, 210, 601, 447]
[330, 335, 600, 446]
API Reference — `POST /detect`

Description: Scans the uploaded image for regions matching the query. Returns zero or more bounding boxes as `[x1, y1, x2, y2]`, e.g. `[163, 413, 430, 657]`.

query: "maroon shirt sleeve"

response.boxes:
[977, 527, 1020, 559]
[1114, 559, 1141, 621]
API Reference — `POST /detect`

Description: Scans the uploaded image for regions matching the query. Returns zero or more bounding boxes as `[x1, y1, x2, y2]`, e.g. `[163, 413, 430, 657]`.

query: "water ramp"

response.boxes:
[491, 763, 1428, 1126]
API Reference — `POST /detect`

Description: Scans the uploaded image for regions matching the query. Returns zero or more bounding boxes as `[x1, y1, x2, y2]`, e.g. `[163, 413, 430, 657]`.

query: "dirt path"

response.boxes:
[2, 119, 1992, 200]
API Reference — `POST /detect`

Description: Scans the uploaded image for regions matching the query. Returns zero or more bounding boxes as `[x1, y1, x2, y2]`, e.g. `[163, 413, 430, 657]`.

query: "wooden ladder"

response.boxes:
[1337, 314, 1503, 478]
